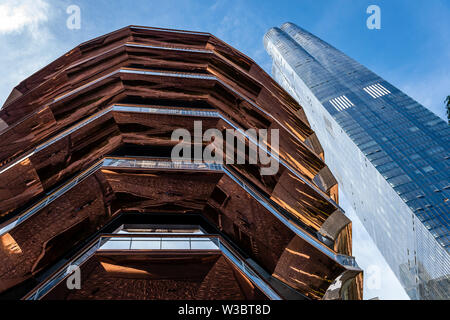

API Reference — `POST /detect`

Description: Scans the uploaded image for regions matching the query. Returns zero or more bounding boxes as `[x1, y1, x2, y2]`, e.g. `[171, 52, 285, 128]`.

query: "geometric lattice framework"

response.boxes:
[0, 26, 362, 300]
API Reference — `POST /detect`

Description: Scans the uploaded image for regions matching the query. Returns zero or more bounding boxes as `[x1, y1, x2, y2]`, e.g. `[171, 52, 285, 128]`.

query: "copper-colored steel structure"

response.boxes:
[0, 26, 362, 300]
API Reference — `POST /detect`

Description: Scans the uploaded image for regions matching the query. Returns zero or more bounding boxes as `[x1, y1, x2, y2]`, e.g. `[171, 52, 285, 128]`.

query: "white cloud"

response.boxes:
[0, 0, 57, 107]
[0, 0, 50, 38]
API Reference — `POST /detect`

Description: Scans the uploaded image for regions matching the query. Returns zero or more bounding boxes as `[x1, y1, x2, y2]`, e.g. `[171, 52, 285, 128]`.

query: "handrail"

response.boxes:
[0, 104, 217, 174]
[0, 157, 219, 236]
[222, 165, 357, 268]
[1, 42, 213, 111]
[0, 101, 341, 212]
[24, 234, 282, 300]
[0, 156, 358, 270]
[0, 68, 328, 205]
[0, 159, 104, 235]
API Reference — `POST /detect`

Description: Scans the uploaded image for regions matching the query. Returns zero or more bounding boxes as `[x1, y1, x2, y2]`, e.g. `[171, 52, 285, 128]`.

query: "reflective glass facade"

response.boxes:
[264, 22, 450, 299]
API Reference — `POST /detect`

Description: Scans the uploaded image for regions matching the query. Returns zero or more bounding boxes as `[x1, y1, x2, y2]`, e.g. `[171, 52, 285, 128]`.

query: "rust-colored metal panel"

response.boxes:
[0, 26, 361, 300]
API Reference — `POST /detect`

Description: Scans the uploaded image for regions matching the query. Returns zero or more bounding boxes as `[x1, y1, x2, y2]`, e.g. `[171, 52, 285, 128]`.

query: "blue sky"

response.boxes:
[1, 0, 448, 119]
[1, 0, 448, 299]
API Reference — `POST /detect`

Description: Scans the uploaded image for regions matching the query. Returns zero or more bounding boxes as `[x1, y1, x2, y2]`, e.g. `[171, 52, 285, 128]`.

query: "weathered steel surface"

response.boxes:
[0, 26, 361, 300]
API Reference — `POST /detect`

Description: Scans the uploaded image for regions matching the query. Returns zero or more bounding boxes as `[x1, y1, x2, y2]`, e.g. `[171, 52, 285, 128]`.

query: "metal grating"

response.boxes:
[363, 83, 391, 98]
[329, 95, 354, 111]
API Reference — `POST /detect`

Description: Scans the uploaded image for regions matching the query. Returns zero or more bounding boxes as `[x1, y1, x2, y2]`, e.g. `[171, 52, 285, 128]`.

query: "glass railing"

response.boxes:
[53, 70, 121, 103]
[0, 160, 104, 236]
[121, 68, 216, 80]
[111, 104, 218, 117]
[222, 165, 357, 268]
[125, 43, 212, 54]
[97, 235, 220, 251]
[0, 156, 358, 270]
[0, 157, 220, 237]
[2, 98, 341, 222]
[130, 26, 210, 36]
[25, 234, 281, 300]
[0, 104, 218, 175]
[102, 157, 222, 172]
[4, 82, 341, 213]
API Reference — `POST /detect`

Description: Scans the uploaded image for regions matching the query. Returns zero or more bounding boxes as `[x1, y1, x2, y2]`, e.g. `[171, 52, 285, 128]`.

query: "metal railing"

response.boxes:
[0, 157, 220, 237]
[25, 234, 281, 300]
[102, 157, 222, 172]
[0, 160, 104, 236]
[1, 67, 334, 205]
[0, 156, 358, 270]
[0, 104, 218, 175]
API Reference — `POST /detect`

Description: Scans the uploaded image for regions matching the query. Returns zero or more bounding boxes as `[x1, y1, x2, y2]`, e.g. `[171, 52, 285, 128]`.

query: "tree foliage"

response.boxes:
[446, 95, 450, 124]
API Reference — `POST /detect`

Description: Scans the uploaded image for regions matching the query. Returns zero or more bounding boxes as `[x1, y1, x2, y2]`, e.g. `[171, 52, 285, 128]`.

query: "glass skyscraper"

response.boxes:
[264, 22, 449, 299]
